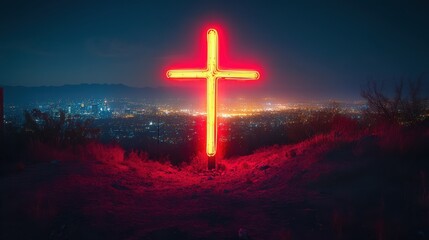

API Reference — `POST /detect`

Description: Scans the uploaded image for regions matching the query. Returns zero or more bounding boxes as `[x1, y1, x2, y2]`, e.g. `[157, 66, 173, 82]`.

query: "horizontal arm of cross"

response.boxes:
[166, 70, 208, 79]
[216, 70, 260, 80]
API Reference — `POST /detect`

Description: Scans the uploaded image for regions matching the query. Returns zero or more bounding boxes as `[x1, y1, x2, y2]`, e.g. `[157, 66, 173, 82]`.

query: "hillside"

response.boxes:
[1, 128, 428, 239]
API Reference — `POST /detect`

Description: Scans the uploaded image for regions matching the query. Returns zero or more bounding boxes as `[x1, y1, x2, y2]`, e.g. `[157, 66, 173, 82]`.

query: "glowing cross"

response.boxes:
[166, 28, 259, 168]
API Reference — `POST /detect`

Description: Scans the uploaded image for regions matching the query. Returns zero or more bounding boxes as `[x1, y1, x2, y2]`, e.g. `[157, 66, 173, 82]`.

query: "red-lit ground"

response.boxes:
[1, 128, 428, 239]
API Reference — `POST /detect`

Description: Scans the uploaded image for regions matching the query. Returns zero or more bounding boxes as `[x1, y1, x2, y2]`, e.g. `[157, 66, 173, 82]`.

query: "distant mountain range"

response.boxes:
[0, 84, 201, 104]
[1, 83, 277, 105]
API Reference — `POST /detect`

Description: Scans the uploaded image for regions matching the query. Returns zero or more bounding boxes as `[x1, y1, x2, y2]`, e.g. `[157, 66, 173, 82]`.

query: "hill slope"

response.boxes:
[1, 130, 428, 239]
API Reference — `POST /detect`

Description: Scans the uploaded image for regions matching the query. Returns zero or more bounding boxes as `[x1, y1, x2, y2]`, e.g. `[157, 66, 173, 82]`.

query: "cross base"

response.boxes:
[208, 156, 216, 170]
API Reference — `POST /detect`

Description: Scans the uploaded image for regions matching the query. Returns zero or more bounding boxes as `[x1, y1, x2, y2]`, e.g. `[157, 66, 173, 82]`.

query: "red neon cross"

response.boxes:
[166, 28, 260, 158]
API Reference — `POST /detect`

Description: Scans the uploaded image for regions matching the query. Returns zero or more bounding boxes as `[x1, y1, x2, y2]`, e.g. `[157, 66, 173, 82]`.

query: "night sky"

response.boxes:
[1, 0, 428, 101]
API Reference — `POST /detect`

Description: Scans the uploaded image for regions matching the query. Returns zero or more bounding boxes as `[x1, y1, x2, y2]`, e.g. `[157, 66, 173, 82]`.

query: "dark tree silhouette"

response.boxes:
[361, 76, 428, 125]
[23, 109, 100, 146]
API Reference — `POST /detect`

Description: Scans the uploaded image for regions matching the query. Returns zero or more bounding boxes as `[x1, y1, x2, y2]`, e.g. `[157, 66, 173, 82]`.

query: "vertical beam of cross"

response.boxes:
[166, 28, 259, 169]
[206, 29, 218, 158]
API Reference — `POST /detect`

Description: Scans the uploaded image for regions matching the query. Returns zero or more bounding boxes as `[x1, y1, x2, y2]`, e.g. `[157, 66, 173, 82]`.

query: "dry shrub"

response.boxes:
[122, 150, 151, 174]
[375, 123, 428, 155]
[361, 77, 428, 126]
[126, 150, 149, 162]
[80, 142, 125, 164]
[331, 115, 360, 137]
[27, 140, 126, 164]
[184, 151, 207, 172]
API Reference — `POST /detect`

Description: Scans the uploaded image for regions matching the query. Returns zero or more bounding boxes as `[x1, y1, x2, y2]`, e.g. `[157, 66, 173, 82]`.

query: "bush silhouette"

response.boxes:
[23, 108, 100, 146]
[361, 76, 428, 126]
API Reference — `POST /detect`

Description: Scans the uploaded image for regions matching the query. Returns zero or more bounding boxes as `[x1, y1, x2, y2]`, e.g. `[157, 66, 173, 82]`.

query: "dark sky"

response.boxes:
[1, 0, 428, 101]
